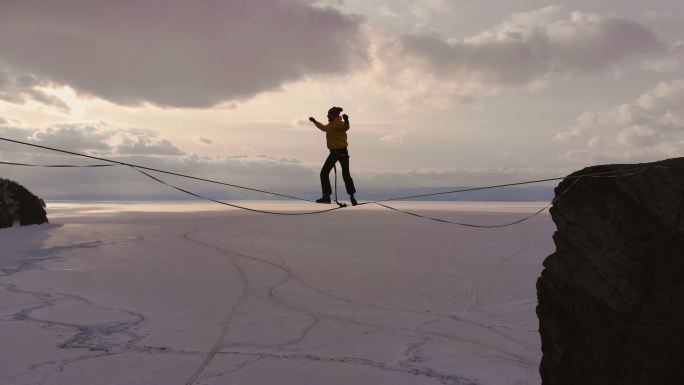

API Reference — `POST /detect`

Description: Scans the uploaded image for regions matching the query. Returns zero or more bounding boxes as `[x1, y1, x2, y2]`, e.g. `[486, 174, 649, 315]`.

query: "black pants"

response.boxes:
[320, 147, 356, 196]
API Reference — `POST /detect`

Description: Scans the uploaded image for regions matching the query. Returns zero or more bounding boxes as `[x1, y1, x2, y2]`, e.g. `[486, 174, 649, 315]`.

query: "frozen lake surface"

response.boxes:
[0, 201, 555, 385]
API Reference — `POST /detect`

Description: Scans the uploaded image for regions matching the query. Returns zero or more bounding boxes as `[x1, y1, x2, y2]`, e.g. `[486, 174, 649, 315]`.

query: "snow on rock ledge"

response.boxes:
[536, 157, 684, 385]
[0, 178, 48, 228]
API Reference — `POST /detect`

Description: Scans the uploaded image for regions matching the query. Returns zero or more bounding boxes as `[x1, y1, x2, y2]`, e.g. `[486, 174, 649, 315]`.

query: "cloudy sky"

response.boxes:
[1, 0, 683, 199]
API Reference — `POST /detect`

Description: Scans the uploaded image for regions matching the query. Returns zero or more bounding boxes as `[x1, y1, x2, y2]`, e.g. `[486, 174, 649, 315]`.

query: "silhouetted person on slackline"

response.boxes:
[309, 106, 358, 206]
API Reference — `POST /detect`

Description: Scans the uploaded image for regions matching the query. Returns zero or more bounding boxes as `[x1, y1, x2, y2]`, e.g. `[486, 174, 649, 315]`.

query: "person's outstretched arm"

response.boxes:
[309, 117, 328, 131]
[342, 114, 350, 131]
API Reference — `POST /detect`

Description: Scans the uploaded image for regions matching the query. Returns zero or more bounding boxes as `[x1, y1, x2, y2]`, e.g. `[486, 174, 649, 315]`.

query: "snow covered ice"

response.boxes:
[0, 201, 554, 385]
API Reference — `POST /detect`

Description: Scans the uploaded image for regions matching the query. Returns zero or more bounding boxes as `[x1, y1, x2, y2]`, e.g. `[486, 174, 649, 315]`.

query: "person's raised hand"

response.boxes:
[309, 117, 316, 123]
[342, 114, 349, 121]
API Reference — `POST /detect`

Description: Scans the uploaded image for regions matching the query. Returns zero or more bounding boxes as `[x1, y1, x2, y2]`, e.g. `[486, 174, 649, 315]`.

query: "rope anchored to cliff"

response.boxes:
[0, 136, 663, 227]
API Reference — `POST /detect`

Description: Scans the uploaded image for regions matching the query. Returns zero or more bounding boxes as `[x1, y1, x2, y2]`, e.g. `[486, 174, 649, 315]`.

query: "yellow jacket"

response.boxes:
[315, 116, 349, 150]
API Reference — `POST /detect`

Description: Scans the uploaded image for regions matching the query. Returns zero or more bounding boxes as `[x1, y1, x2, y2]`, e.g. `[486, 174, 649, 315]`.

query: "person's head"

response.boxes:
[327, 106, 343, 122]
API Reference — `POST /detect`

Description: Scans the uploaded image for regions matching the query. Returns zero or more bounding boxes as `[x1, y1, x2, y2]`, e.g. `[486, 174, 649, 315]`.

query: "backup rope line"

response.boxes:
[0, 137, 312, 202]
[131, 166, 344, 216]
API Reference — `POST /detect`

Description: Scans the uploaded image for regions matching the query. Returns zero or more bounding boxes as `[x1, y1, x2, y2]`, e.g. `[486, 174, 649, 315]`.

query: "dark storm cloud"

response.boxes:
[0, 0, 368, 108]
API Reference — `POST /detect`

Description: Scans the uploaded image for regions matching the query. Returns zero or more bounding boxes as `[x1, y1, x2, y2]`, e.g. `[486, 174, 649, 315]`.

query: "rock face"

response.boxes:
[0, 178, 48, 228]
[536, 157, 684, 385]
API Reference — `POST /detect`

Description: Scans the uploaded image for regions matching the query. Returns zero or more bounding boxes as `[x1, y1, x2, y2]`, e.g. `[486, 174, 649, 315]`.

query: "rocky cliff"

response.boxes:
[0, 178, 48, 228]
[536, 157, 684, 385]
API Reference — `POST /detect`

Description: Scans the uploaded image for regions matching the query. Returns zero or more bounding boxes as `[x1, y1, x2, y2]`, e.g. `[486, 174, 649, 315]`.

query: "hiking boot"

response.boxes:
[350, 195, 358, 206]
[316, 195, 331, 204]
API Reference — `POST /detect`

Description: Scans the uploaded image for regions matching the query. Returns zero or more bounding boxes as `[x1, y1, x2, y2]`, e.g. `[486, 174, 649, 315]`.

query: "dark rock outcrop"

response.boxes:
[536, 157, 684, 385]
[0, 178, 48, 228]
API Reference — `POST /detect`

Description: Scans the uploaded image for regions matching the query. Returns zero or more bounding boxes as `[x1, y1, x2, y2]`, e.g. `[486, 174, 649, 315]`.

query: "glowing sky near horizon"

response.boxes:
[0, 0, 683, 198]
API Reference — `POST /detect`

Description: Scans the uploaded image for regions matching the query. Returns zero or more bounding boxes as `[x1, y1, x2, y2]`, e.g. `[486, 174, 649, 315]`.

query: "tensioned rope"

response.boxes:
[0, 137, 311, 202]
[355, 165, 657, 204]
[0, 160, 115, 168]
[0, 137, 350, 214]
[372, 166, 652, 228]
[0, 159, 345, 215]
[0, 136, 661, 226]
